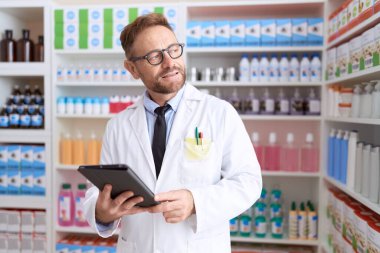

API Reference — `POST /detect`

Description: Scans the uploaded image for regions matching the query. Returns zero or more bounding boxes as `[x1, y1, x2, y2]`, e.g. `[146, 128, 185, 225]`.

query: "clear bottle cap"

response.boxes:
[305, 133, 314, 143]
[269, 132, 277, 144]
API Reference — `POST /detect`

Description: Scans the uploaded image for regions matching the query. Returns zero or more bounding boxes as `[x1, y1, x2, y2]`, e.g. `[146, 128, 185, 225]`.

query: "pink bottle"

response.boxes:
[300, 133, 319, 172]
[264, 132, 281, 171]
[75, 183, 89, 227]
[251, 132, 265, 169]
[58, 183, 75, 226]
[281, 133, 300, 172]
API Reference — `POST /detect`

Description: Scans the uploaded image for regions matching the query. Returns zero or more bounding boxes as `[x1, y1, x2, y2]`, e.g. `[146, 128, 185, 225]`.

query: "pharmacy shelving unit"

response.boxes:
[0, 1, 52, 252]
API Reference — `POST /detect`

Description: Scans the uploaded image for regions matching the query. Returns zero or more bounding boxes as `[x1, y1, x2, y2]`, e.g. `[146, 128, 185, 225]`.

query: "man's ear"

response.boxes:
[124, 60, 140, 80]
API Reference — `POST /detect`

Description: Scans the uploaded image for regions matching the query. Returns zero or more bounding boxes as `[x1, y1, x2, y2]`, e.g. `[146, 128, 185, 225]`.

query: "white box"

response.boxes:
[348, 0, 359, 24]
[337, 43, 349, 77]
[89, 23, 103, 37]
[21, 234, 33, 253]
[245, 19, 260, 46]
[375, 23, 380, 63]
[215, 20, 230, 46]
[21, 211, 34, 234]
[361, 28, 375, 69]
[349, 36, 362, 73]
[33, 211, 46, 234]
[64, 37, 79, 50]
[201, 21, 215, 47]
[327, 47, 337, 80]
[113, 8, 128, 23]
[261, 19, 276, 46]
[89, 35, 103, 49]
[33, 234, 46, 253]
[20, 146, 33, 195]
[230, 20, 245, 46]
[0, 234, 6, 253]
[64, 23, 78, 38]
[276, 19, 291, 46]
[308, 18, 323, 46]
[7, 233, 21, 253]
[0, 145, 7, 194]
[338, 5, 347, 32]
[0, 210, 8, 233]
[7, 210, 20, 234]
[64, 8, 78, 24]
[186, 21, 201, 47]
[88, 8, 103, 23]
[7, 145, 21, 195]
[33, 146, 45, 196]
[138, 7, 153, 16]
[292, 18, 307, 46]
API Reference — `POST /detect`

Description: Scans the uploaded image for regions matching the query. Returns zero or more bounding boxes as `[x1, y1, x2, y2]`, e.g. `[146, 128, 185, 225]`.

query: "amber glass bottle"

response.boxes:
[34, 35, 44, 62]
[17, 29, 34, 62]
[1, 30, 16, 62]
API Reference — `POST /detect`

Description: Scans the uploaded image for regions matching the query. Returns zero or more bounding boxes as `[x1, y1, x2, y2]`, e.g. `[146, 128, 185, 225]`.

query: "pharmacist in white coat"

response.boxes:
[83, 13, 262, 253]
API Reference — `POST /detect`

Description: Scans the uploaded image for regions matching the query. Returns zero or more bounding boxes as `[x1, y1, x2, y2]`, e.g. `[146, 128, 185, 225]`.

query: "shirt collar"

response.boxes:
[143, 83, 186, 115]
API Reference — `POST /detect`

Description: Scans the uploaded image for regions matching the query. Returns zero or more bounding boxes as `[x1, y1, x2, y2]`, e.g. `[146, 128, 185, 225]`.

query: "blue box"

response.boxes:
[276, 19, 292, 46]
[7, 145, 21, 195]
[230, 20, 245, 46]
[201, 21, 215, 47]
[215, 20, 230, 46]
[95, 246, 115, 253]
[245, 20, 260, 46]
[186, 21, 201, 47]
[261, 19, 276, 46]
[33, 146, 46, 196]
[20, 146, 34, 195]
[308, 18, 324, 45]
[82, 245, 96, 253]
[56, 243, 71, 252]
[292, 18, 308, 46]
[0, 145, 7, 194]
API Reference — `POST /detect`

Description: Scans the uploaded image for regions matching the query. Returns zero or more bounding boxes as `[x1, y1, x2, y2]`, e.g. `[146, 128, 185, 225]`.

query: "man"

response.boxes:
[83, 13, 262, 253]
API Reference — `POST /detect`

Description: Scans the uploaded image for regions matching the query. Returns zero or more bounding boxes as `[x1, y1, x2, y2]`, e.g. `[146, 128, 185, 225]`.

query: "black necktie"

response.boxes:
[152, 104, 171, 178]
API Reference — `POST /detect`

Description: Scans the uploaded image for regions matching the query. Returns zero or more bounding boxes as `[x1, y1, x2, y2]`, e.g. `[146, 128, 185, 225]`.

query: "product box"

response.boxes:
[64, 23, 78, 38]
[327, 47, 337, 80]
[358, 0, 374, 22]
[89, 8, 103, 23]
[307, 18, 323, 45]
[230, 20, 245, 46]
[349, 36, 362, 73]
[113, 8, 128, 24]
[361, 28, 375, 69]
[347, 0, 360, 28]
[64, 37, 79, 50]
[0, 210, 8, 233]
[215, 20, 230, 46]
[276, 19, 291, 46]
[34, 211, 46, 234]
[33, 146, 45, 196]
[88, 35, 103, 50]
[0, 146, 7, 194]
[20, 146, 34, 195]
[33, 234, 46, 253]
[245, 19, 260, 46]
[164, 6, 179, 33]
[337, 3, 348, 36]
[21, 211, 34, 234]
[7, 233, 21, 253]
[201, 21, 215, 47]
[64, 8, 78, 24]
[0, 233, 6, 253]
[7, 210, 21, 233]
[375, 0, 380, 13]
[292, 18, 307, 46]
[337, 43, 349, 77]
[261, 19, 276, 46]
[186, 21, 201, 47]
[374, 23, 380, 65]
[138, 6, 153, 16]
[21, 233, 33, 253]
[88, 23, 103, 49]
[7, 145, 21, 195]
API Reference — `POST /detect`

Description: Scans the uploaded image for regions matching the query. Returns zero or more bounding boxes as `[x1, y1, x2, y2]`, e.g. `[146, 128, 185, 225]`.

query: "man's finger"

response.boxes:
[99, 184, 112, 200]
[148, 201, 181, 213]
[154, 190, 181, 202]
[163, 209, 182, 220]
[121, 196, 144, 210]
[112, 191, 134, 206]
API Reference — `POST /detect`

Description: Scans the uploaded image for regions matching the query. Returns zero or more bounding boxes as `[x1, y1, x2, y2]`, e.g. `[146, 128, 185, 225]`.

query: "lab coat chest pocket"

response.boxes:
[116, 237, 137, 253]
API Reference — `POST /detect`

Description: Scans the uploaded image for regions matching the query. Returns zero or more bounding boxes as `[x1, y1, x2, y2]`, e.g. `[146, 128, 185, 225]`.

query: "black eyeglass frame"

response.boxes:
[129, 43, 185, 66]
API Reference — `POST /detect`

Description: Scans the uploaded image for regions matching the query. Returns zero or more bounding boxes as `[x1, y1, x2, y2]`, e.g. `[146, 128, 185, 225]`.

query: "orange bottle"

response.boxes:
[86, 132, 99, 165]
[73, 132, 85, 165]
[60, 133, 73, 165]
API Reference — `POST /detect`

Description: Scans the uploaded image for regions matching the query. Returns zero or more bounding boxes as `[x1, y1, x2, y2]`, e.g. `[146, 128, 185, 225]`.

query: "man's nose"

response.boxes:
[161, 50, 175, 69]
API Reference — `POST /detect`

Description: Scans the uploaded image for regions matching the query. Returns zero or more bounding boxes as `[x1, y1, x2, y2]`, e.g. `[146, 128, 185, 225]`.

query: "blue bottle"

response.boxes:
[340, 131, 349, 184]
[328, 129, 336, 177]
[333, 130, 342, 180]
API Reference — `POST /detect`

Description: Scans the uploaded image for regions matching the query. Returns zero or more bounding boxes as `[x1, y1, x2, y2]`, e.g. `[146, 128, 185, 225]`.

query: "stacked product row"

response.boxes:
[56, 235, 116, 253]
[58, 183, 88, 227]
[187, 18, 323, 47]
[326, 80, 380, 118]
[0, 145, 46, 196]
[326, 187, 380, 253]
[232, 245, 313, 253]
[327, 129, 380, 204]
[252, 132, 319, 172]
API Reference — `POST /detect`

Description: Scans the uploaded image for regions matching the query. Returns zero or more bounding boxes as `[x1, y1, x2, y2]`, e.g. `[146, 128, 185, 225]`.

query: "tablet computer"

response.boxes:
[77, 164, 160, 207]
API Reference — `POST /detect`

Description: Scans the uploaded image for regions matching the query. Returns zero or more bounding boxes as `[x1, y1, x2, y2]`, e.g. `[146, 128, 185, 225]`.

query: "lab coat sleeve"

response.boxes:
[83, 120, 121, 238]
[188, 102, 262, 234]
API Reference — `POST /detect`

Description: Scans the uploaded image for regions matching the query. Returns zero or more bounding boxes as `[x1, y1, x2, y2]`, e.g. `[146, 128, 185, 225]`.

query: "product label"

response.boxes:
[309, 100, 321, 113]
[31, 115, 43, 127]
[362, 28, 375, 69]
[252, 99, 260, 113]
[229, 219, 238, 232]
[245, 20, 260, 46]
[240, 218, 252, 233]
[350, 36, 362, 73]
[20, 115, 31, 127]
[0, 116, 9, 128]
[271, 219, 283, 234]
[280, 100, 290, 113]
[367, 225, 380, 253]
[265, 100, 274, 113]
[9, 114, 20, 126]
[75, 196, 86, 222]
[255, 219, 267, 234]
[59, 196, 71, 221]
[308, 214, 318, 239]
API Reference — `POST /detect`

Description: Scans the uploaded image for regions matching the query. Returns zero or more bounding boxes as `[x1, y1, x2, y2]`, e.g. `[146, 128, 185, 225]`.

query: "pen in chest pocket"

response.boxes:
[195, 127, 199, 145]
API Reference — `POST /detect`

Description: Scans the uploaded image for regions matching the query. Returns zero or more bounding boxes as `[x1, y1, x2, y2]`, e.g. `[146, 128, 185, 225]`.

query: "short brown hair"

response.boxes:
[120, 13, 173, 59]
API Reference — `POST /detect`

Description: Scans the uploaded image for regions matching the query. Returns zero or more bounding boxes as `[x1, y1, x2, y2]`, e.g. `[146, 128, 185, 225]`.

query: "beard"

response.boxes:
[148, 65, 186, 94]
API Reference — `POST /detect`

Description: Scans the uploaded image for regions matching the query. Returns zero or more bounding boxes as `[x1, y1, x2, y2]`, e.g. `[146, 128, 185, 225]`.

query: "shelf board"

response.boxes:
[0, 63, 46, 76]
[56, 164, 79, 171]
[328, 12, 380, 48]
[54, 49, 124, 55]
[325, 117, 380, 125]
[56, 81, 144, 87]
[0, 196, 48, 209]
[262, 171, 320, 177]
[187, 46, 323, 54]
[324, 176, 380, 215]
[193, 81, 323, 87]
[186, 0, 325, 8]
[231, 235, 319, 246]
[240, 115, 321, 121]
[56, 225, 120, 235]
[325, 66, 380, 85]
[0, 130, 50, 143]
[56, 114, 115, 119]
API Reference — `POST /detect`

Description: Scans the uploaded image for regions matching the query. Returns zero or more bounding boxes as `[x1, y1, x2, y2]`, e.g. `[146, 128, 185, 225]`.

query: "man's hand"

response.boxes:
[147, 189, 195, 223]
[95, 184, 148, 224]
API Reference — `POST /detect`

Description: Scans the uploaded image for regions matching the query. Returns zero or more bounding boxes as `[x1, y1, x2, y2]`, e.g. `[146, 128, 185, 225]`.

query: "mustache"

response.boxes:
[159, 66, 183, 77]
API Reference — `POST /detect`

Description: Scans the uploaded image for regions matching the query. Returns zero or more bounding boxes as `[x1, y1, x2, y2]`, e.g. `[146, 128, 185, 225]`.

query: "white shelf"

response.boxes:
[325, 117, 380, 125]
[54, 49, 123, 55]
[186, 0, 325, 8]
[56, 225, 120, 235]
[56, 81, 143, 87]
[262, 171, 320, 177]
[324, 176, 380, 215]
[193, 81, 323, 87]
[56, 164, 79, 171]
[0, 130, 50, 143]
[240, 115, 321, 121]
[0, 196, 48, 209]
[187, 46, 323, 54]
[56, 114, 115, 119]
[231, 235, 319, 246]
[0, 63, 46, 76]
[325, 66, 380, 86]
[328, 12, 380, 48]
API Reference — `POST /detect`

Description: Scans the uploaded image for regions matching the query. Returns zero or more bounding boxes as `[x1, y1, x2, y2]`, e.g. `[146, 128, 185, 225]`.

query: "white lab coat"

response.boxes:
[83, 84, 262, 253]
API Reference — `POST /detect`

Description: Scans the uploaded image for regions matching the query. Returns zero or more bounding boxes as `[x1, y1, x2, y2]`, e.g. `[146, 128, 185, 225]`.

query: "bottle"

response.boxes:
[9, 105, 20, 129]
[84, 64, 94, 81]
[250, 54, 260, 82]
[269, 54, 279, 83]
[300, 53, 310, 82]
[333, 130, 342, 180]
[239, 214, 252, 237]
[259, 53, 270, 82]
[351, 84, 362, 118]
[290, 88, 304, 115]
[60, 133, 73, 165]
[0, 106, 9, 129]
[74, 97, 83, 115]
[361, 144, 372, 197]
[57, 64, 65, 82]
[271, 188, 282, 203]
[1, 30, 16, 62]
[229, 217, 239, 236]
[327, 129, 336, 178]
[289, 54, 300, 82]
[359, 83, 373, 118]
[229, 88, 242, 113]
[300, 133, 319, 172]
[254, 216, 267, 238]
[84, 97, 93, 115]
[33, 85, 43, 105]
[275, 88, 289, 115]
[66, 64, 76, 82]
[369, 146, 380, 203]
[310, 53, 321, 82]
[101, 97, 110, 114]
[354, 142, 364, 193]
[346, 131, 358, 190]
[264, 132, 281, 171]
[93, 64, 103, 82]
[298, 202, 307, 239]
[288, 202, 298, 239]
[304, 88, 321, 115]
[11, 84, 22, 105]
[103, 64, 113, 82]
[271, 217, 283, 239]
[34, 35, 44, 62]
[371, 80, 380, 118]
[30, 105, 43, 129]
[244, 88, 259, 114]
[75, 64, 84, 81]
[73, 132, 85, 165]
[239, 54, 250, 82]
[58, 183, 75, 226]
[66, 97, 74, 114]
[112, 64, 122, 82]
[251, 132, 265, 168]
[307, 202, 318, 240]
[19, 106, 31, 129]
[17, 29, 34, 62]
[340, 131, 349, 184]
[87, 132, 99, 165]
[280, 133, 299, 171]
[93, 97, 101, 115]
[279, 53, 289, 83]
[23, 84, 32, 105]
[327, 86, 335, 117]
[260, 88, 274, 115]
[74, 183, 88, 227]
[57, 97, 66, 115]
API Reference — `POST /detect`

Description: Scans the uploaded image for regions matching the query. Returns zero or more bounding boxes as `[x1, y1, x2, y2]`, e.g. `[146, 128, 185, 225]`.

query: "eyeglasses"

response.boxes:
[129, 43, 185, 66]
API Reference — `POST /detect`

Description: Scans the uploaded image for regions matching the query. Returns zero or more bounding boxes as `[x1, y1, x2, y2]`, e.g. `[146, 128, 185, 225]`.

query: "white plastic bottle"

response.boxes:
[359, 83, 373, 118]
[351, 84, 361, 118]
[300, 53, 310, 83]
[269, 54, 279, 83]
[279, 53, 289, 83]
[275, 88, 289, 115]
[370, 80, 380, 118]
[310, 53, 321, 82]
[289, 54, 300, 82]
[259, 53, 270, 82]
[250, 54, 260, 83]
[239, 54, 250, 82]
[261, 88, 275, 115]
